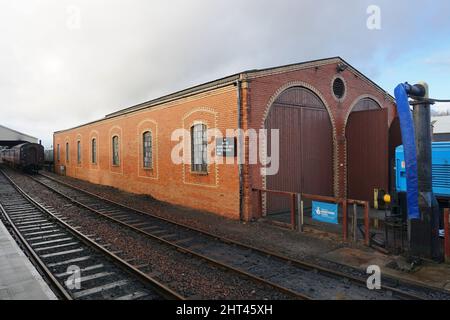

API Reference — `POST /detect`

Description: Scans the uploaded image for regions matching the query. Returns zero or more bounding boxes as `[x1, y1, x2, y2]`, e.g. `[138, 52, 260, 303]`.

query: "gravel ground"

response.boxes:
[37, 172, 450, 299]
[7, 169, 293, 300]
[42, 171, 346, 261]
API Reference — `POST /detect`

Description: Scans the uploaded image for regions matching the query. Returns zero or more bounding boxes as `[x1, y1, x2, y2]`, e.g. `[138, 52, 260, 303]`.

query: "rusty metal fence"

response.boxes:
[253, 188, 370, 246]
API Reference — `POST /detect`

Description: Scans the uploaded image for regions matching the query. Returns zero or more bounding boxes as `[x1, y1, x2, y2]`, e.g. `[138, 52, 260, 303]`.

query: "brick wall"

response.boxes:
[54, 85, 241, 219]
[54, 60, 397, 222]
[242, 61, 396, 220]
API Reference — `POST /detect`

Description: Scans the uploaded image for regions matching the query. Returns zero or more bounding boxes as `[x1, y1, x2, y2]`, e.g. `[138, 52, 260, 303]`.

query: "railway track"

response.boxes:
[23, 172, 442, 300]
[0, 170, 182, 300]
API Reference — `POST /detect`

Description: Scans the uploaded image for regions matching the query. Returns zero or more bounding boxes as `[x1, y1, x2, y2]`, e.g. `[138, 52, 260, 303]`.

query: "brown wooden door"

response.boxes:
[300, 107, 333, 195]
[346, 108, 388, 205]
[265, 87, 333, 215]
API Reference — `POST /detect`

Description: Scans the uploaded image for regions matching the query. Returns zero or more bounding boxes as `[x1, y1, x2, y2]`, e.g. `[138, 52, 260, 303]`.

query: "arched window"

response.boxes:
[56, 144, 60, 162]
[91, 138, 97, 164]
[143, 131, 152, 168]
[66, 142, 69, 162]
[191, 124, 207, 173]
[77, 141, 81, 164]
[112, 136, 120, 165]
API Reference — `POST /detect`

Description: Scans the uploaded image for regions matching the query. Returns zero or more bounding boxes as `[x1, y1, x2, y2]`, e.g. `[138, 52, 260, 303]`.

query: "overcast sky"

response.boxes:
[1, 0, 449, 148]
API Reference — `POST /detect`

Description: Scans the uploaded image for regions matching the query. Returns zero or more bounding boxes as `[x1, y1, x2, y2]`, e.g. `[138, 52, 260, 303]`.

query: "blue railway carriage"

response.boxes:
[396, 142, 450, 199]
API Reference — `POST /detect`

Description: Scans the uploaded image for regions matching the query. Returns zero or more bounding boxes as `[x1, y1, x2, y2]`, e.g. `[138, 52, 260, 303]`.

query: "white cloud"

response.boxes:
[0, 0, 449, 148]
[433, 102, 450, 113]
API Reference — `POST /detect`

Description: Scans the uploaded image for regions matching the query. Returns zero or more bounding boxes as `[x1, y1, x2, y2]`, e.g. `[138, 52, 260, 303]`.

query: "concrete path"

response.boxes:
[0, 219, 57, 300]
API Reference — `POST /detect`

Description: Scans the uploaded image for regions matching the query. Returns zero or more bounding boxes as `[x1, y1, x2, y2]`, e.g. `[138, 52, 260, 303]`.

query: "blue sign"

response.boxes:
[312, 201, 338, 225]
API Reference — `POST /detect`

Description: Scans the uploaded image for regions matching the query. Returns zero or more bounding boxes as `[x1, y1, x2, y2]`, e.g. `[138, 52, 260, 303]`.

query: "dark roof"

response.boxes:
[105, 73, 241, 118]
[55, 56, 393, 133]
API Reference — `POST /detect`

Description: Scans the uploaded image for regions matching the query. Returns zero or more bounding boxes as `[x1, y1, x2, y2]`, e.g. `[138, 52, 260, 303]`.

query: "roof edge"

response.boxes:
[55, 56, 395, 134]
[0, 124, 38, 141]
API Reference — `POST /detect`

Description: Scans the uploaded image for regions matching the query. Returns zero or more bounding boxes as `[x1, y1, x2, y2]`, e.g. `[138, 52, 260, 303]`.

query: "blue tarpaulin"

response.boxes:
[394, 84, 420, 220]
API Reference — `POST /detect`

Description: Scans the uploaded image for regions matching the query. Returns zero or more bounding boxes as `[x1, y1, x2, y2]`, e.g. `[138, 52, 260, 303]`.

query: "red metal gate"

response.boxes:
[265, 87, 333, 216]
[346, 108, 389, 206]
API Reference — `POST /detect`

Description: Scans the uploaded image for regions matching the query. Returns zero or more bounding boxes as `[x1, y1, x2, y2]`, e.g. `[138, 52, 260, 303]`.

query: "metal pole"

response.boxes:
[301, 200, 304, 232]
[236, 80, 244, 221]
[290, 194, 296, 230]
[364, 202, 370, 246]
[342, 200, 348, 241]
[297, 194, 303, 232]
[445, 208, 450, 263]
[353, 203, 357, 243]
[411, 82, 441, 260]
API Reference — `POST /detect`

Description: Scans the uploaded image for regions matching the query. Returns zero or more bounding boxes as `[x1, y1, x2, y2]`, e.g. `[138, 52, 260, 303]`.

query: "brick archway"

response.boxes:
[262, 84, 335, 216]
[261, 81, 339, 198]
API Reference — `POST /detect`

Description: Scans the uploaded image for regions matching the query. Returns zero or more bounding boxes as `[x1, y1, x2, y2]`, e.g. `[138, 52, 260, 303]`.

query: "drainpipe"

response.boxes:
[236, 78, 244, 221]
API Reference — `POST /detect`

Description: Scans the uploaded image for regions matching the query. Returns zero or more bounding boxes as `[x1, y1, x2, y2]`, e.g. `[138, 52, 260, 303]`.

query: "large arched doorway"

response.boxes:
[265, 86, 334, 216]
[346, 98, 388, 205]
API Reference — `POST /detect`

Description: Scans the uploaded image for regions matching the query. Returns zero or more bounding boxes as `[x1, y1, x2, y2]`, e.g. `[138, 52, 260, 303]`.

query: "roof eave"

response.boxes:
[55, 56, 396, 134]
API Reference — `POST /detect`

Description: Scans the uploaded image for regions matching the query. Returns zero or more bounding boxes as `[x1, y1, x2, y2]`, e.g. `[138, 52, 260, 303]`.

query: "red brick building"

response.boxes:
[54, 57, 399, 221]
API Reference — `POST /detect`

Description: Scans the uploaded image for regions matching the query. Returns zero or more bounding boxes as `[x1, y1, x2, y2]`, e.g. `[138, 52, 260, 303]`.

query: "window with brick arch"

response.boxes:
[112, 136, 120, 165]
[143, 131, 152, 169]
[65, 142, 69, 162]
[56, 144, 60, 162]
[191, 123, 208, 173]
[91, 138, 97, 164]
[77, 141, 81, 164]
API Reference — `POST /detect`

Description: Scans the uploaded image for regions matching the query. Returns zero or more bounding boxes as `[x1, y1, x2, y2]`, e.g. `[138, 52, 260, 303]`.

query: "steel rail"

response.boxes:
[36, 172, 432, 300]
[0, 199, 72, 300]
[29, 174, 309, 299]
[0, 169, 184, 300]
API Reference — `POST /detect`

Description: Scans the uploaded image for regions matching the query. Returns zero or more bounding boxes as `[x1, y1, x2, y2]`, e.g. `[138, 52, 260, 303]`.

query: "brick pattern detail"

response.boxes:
[54, 60, 397, 222]
[54, 87, 240, 219]
[182, 107, 219, 188]
[136, 119, 158, 180]
[242, 62, 396, 220]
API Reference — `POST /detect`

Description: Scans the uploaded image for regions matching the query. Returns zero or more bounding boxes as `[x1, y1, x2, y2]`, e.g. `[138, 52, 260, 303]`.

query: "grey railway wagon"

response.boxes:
[0, 143, 44, 172]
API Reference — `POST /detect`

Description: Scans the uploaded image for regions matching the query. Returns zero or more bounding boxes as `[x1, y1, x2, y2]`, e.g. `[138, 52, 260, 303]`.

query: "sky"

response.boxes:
[0, 0, 449, 148]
